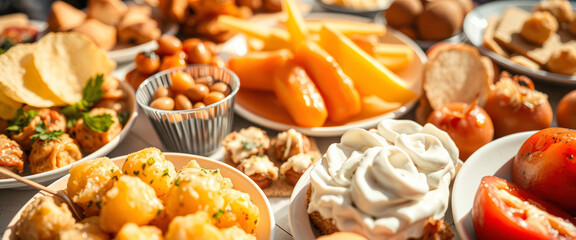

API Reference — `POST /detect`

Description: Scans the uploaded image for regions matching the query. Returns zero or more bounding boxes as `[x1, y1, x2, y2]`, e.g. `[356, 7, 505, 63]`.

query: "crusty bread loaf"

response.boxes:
[73, 19, 117, 51]
[47, 1, 86, 31]
[423, 44, 493, 111]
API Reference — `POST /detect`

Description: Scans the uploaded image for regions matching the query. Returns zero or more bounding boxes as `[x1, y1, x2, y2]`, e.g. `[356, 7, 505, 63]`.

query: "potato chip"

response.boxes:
[0, 90, 22, 119]
[0, 43, 66, 108]
[33, 32, 116, 105]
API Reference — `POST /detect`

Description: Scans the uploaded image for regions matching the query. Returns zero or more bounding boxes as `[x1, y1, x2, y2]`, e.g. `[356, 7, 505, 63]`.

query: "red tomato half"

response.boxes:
[472, 176, 576, 240]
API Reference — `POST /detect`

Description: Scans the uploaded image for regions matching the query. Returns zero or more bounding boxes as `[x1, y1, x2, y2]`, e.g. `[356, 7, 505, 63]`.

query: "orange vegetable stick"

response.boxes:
[227, 49, 293, 91]
[273, 60, 328, 127]
[294, 40, 361, 123]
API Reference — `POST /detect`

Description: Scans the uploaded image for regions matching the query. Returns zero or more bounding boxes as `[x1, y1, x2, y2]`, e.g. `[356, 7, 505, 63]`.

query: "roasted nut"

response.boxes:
[150, 97, 175, 110]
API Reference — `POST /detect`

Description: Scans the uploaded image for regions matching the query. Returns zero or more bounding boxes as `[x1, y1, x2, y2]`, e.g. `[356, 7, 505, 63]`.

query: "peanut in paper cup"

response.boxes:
[135, 65, 240, 156]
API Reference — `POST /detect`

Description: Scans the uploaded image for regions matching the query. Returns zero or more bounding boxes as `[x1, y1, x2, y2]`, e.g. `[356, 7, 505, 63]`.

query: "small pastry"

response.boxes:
[546, 46, 576, 75]
[222, 126, 270, 164]
[520, 11, 558, 45]
[280, 153, 316, 186]
[237, 154, 278, 189]
[273, 128, 310, 162]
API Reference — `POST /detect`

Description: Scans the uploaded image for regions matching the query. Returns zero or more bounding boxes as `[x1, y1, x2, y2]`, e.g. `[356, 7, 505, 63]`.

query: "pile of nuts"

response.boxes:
[126, 35, 224, 90]
[148, 72, 231, 111]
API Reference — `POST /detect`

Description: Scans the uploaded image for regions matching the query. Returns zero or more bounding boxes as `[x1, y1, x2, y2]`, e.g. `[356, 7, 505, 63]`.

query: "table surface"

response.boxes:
[1, 0, 575, 239]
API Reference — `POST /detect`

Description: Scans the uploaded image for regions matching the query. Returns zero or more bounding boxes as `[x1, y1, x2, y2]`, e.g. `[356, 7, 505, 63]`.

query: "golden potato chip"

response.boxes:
[33, 32, 116, 105]
[0, 90, 22, 119]
[0, 43, 66, 108]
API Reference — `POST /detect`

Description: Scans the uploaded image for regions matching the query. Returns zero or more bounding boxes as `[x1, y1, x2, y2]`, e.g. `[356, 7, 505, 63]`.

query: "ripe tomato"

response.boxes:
[557, 90, 576, 129]
[512, 128, 576, 215]
[484, 73, 552, 138]
[426, 101, 494, 160]
[472, 176, 576, 240]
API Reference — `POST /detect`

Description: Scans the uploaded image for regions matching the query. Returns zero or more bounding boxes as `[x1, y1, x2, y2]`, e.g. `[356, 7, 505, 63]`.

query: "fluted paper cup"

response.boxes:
[136, 65, 239, 156]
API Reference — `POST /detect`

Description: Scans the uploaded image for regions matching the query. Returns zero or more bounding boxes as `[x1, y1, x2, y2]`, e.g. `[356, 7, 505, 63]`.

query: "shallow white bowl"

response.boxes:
[2, 152, 275, 240]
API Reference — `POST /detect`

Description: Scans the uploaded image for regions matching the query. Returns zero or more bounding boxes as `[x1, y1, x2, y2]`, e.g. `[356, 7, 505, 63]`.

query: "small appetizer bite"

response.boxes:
[115, 223, 163, 240]
[222, 126, 270, 164]
[122, 147, 177, 200]
[58, 216, 109, 240]
[273, 128, 311, 162]
[237, 154, 279, 189]
[29, 132, 82, 174]
[67, 157, 121, 216]
[16, 196, 76, 240]
[71, 107, 122, 153]
[7, 108, 67, 151]
[280, 153, 316, 186]
[0, 134, 26, 176]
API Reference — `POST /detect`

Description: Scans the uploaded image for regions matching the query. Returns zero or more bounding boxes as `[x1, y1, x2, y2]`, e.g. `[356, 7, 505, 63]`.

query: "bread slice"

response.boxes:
[73, 19, 117, 50]
[47, 1, 86, 31]
[423, 44, 492, 110]
[86, 0, 127, 26]
[483, 16, 508, 57]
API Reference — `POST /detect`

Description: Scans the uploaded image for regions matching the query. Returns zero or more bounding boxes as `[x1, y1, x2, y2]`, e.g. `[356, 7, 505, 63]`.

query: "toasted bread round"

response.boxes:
[423, 44, 492, 111]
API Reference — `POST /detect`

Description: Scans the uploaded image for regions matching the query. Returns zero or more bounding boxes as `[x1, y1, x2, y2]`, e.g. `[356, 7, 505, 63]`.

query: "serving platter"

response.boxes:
[463, 1, 576, 84]
[0, 80, 138, 189]
[226, 12, 426, 137]
[2, 152, 275, 240]
[451, 131, 537, 240]
[314, 0, 391, 17]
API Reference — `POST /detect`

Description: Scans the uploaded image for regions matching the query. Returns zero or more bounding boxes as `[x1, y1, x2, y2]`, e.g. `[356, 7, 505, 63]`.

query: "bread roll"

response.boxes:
[417, 0, 464, 41]
[47, 1, 86, 31]
[385, 0, 422, 27]
[73, 19, 117, 51]
[423, 44, 492, 110]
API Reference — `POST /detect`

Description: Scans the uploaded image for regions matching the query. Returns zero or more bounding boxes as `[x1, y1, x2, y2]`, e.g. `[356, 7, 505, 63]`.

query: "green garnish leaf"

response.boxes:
[147, 158, 156, 166]
[213, 209, 225, 219]
[174, 176, 181, 186]
[62, 74, 105, 128]
[6, 109, 38, 132]
[117, 112, 130, 126]
[156, 209, 162, 216]
[133, 170, 140, 176]
[83, 113, 114, 132]
[31, 122, 64, 142]
[162, 168, 170, 177]
[241, 141, 256, 150]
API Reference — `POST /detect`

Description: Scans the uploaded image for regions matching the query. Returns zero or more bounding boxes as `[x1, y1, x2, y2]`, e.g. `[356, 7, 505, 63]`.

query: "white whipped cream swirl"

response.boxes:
[307, 119, 459, 240]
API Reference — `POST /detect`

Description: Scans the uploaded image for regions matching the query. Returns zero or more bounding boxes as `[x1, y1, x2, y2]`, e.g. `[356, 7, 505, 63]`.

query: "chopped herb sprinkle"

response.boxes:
[133, 170, 140, 176]
[213, 209, 225, 219]
[147, 158, 156, 165]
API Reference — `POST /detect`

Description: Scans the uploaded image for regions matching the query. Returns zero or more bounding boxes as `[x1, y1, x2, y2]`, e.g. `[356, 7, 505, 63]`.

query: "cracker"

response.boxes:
[483, 16, 509, 57]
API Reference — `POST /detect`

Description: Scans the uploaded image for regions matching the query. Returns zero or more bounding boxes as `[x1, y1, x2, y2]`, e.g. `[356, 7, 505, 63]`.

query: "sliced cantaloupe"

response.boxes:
[317, 25, 417, 104]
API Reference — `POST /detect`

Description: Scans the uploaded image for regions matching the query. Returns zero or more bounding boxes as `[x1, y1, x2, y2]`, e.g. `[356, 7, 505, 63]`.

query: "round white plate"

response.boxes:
[463, 1, 576, 84]
[2, 152, 275, 240]
[288, 160, 321, 239]
[451, 131, 537, 240]
[107, 21, 178, 63]
[226, 13, 426, 137]
[315, 0, 391, 17]
[0, 80, 139, 189]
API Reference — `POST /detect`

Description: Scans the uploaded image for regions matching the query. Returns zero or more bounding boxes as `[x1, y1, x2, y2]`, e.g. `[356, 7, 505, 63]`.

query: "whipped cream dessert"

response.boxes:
[307, 119, 459, 240]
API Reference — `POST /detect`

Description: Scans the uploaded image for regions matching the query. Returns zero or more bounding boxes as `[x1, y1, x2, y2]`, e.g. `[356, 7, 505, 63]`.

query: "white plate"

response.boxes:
[226, 13, 426, 137]
[315, 0, 391, 17]
[2, 152, 275, 240]
[463, 1, 576, 84]
[107, 21, 178, 63]
[451, 131, 537, 240]
[288, 160, 320, 239]
[0, 80, 138, 189]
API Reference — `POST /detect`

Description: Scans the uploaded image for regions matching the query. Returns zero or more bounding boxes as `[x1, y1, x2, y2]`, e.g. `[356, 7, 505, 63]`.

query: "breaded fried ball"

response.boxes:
[521, 11, 558, 45]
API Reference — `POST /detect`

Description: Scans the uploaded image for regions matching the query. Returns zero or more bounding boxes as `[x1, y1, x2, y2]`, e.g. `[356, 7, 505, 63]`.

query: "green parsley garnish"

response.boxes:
[83, 113, 114, 133]
[241, 141, 256, 150]
[95, 201, 102, 210]
[147, 158, 156, 166]
[162, 169, 170, 177]
[31, 122, 65, 142]
[156, 209, 162, 216]
[213, 209, 225, 219]
[117, 112, 130, 126]
[6, 109, 38, 132]
[62, 74, 105, 128]
[133, 170, 140, 176]
[142, 163, 146, 171]
[174, 176, 181, 186]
